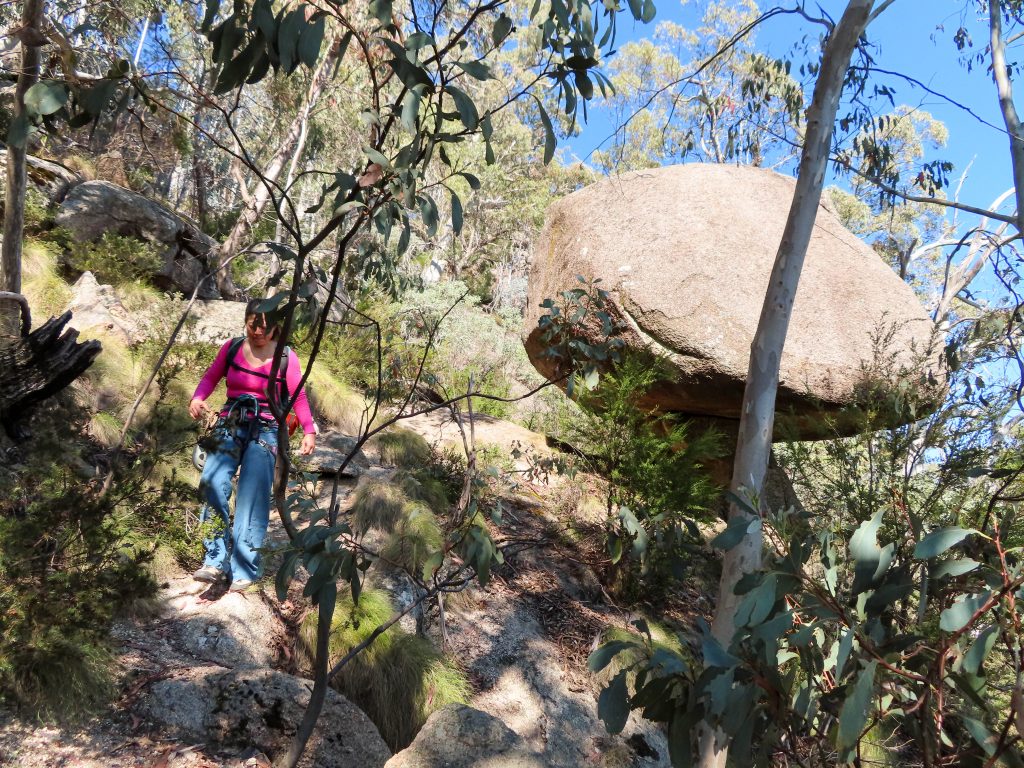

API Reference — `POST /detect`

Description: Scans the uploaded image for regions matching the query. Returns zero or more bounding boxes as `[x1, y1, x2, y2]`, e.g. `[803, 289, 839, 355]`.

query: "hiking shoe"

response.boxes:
[229, 579, 254, 592]
[193, 566, 226, 584]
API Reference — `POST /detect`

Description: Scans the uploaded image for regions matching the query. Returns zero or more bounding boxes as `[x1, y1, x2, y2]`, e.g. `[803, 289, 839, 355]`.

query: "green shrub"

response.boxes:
[374, 428, 431, 468]
[65, 232, 164, 286]
[296, 589, 470, 750]
[571, 353, 724, 592]
[0, 421, 158, 718]
[398, 281, 535, 420]
[22, 186, 53, 232]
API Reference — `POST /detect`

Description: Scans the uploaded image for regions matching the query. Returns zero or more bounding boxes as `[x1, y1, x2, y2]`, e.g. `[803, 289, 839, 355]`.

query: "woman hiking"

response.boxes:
[188, 300, 316, 590]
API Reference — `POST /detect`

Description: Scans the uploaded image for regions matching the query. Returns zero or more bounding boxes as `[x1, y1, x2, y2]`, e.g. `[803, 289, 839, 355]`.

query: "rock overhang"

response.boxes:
[522, 163, 942, 441]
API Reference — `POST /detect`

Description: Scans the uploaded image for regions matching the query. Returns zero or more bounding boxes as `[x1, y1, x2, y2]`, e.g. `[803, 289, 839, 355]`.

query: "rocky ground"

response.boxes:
[0, 410, 716, 768]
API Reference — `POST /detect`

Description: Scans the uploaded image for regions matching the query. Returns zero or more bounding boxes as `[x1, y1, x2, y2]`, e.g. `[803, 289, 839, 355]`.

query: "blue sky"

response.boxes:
[564, 0, 1013, 216]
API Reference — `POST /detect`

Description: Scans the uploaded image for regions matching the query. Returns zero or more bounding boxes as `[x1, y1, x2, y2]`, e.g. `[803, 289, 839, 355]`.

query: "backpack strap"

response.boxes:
[225, 337, 290, 382]
[225, 337, 294, 411]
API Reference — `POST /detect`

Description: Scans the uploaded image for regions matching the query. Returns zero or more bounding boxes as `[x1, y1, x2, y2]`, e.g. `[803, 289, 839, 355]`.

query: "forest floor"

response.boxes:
[0, 412, 717, 768]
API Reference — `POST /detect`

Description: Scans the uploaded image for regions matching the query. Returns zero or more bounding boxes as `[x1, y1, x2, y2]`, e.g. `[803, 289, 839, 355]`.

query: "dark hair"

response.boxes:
[244, 298, 281, 339]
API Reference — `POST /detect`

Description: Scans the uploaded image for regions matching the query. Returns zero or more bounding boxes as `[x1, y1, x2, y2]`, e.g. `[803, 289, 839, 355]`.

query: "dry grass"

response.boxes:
[381, 502, 442, 572]
[22, 240, 72, 320]
[307, 366, 369, 434]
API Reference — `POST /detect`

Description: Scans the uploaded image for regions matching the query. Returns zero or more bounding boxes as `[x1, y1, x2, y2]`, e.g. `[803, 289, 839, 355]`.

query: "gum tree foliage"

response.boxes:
[177, 0, 655, 764]
[589, 1, 1024, 766]
[591, 315, 1024, 767]
[593, 0, 804, 173]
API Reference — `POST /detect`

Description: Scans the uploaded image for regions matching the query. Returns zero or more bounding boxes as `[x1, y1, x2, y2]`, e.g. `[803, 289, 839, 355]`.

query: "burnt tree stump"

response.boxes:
[0, 295, 101, 440]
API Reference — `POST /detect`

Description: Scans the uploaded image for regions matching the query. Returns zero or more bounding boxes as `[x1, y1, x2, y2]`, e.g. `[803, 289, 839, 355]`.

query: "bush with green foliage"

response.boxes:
[591, 322, 1024, 767]
[0, 404, 158, 718]
[296, 588, 470, 750]
[398, 281, 538, 419]
[568, 354, 723, 591]
[65, 232, 164, 286]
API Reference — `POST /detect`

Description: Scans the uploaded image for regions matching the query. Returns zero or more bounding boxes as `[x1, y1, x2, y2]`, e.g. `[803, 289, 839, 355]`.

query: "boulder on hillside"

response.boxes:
[523, 164, 938, 439]
[184, 299, 248, 344]
[384, 705, 545, 768]
[66, 272, 137, 344]
[138, 666, 392, 768]
[161, 576, 284, 669]
[301, 430, 371, 477]
[56, 180, 221, 300]
[0, 150, 80, 204]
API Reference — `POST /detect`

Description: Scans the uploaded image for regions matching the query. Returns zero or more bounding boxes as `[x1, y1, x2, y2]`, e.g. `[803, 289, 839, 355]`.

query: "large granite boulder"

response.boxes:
[523, 164, 937, 438]
[56, 180, 220, 299]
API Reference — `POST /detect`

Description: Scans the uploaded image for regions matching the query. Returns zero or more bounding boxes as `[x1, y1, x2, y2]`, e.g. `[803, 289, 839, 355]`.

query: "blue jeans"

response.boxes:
[198, 421, 278, 583]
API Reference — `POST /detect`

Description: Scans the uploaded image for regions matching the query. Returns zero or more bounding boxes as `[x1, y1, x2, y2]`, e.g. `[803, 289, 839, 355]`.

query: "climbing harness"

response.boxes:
[192, 339, 303, 471]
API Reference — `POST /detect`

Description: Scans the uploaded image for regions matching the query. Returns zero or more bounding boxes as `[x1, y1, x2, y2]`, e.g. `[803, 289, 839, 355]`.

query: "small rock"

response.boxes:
[384, 705, 545, 768]
[301, 430, 371, 477]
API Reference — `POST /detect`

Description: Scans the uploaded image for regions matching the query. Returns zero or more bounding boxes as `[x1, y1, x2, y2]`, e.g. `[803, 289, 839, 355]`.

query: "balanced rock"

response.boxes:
[523, 164, 937, 438]
[56, 180, 220, 299]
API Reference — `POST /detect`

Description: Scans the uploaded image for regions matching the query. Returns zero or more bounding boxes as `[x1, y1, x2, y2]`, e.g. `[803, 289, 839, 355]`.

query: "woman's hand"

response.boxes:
[189, 398, 208, 420]
[299, 433, 316, 456]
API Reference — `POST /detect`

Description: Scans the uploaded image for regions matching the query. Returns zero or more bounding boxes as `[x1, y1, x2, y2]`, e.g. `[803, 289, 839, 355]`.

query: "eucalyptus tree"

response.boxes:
[592, 0, 803, 174]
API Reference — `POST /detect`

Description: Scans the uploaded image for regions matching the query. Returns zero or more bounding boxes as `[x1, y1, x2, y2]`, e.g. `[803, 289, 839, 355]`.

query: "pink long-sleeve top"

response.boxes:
[193, 340, 316, 434]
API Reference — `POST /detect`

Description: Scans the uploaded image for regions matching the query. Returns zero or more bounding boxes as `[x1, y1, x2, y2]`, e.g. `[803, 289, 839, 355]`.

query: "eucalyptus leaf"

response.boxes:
[837, 661, 876, 750]
[450, 190, 464, 235]
[588, 640, 635, 673]
[535, 97, 556, 164]
[297, 13, 326, 69]
[455, 60, 492, 80]
[931, 557, 980, 579]
[597, 671, 630, 734]
[940, 591, 991, 633]
[914, 527, 976, 560]
[447, 85, 479, 130]
[492, 14, 513, 45]
[24, 81, 68, 117]
[963, 624, 998, 676]
[710, 515, 759, 551]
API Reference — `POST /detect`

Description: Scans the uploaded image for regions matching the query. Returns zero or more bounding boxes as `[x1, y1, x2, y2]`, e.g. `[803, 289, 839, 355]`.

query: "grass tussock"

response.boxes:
[350, 478, 408, 534]
[381, 502, 442, 572]
[296, 588, 470, 750]
[307, 367, 369, 435]
[22, 239, 72, 320]
[374, 428, 431, 469]
[2, 638, 115, 720]
[395, 471, 449, 515]
[88, 411, 123, 448]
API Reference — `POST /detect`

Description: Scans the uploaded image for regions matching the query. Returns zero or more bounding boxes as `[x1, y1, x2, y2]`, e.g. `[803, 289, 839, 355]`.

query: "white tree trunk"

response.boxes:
[990, 0, 1024, 236]
[213, 38, 339, 296]
[696, 3, 879, 766]
[2, 0, 45, 301]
